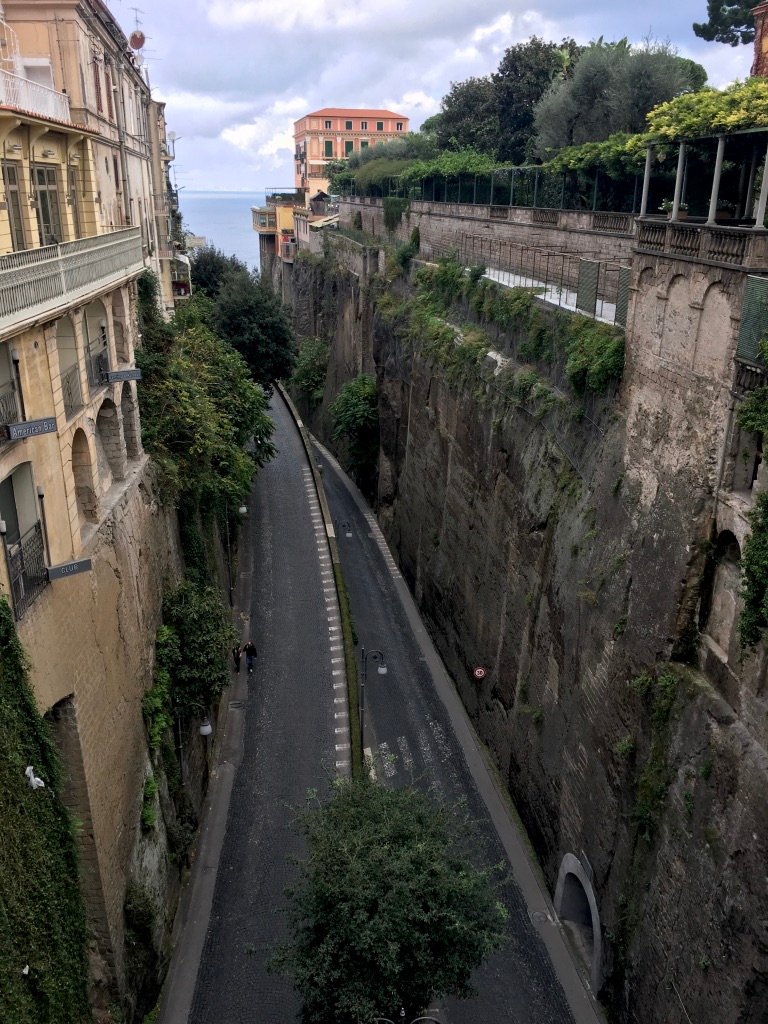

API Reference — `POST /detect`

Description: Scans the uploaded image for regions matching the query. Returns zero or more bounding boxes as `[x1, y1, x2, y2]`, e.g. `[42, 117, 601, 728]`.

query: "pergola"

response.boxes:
[638, 127, 768, 228]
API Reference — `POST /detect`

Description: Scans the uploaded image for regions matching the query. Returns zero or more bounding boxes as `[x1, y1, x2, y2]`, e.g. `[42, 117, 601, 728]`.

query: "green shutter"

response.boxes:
[614, 267, 631, 329]
[737, 275, 768, 364]
[576, 259, 599, 317]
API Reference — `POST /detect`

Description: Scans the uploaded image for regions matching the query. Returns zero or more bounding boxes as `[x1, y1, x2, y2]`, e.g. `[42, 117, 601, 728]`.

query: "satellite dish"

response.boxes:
[129, 30, 146, 50]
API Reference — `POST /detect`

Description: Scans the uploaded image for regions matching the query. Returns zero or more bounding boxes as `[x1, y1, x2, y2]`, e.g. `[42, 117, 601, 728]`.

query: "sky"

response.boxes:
[109, 0, 755, 192]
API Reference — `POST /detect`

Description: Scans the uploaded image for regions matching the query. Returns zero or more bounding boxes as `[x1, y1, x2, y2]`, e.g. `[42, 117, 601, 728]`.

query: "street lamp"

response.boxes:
[360, 647, 387, 751]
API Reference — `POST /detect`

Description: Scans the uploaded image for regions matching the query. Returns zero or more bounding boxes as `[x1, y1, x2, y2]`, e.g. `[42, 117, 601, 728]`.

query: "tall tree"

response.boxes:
[190, 245, 248, 300]
[212, 269, 295, 390]
[693, 1, 755, 45]
[427, 76, 499, 155]
[492, 37, 582, 164]
[533, 39, 707, 157]
[273, 778, 508, 1024]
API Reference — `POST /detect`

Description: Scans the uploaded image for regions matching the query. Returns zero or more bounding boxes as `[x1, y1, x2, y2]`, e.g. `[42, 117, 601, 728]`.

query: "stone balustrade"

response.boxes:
[636, 218, 768, 270]
[0, 228, 144, 341]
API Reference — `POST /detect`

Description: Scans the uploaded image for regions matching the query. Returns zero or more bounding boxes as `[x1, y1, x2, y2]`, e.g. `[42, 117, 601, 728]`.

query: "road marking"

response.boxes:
[336, 759, 351, 769]
[334, 697, 346, 704]
[335, 742, 350, 751]
[331, 657, 343, 663]
[333, 682, 344, 690]
[334, 727, 347, 734]
[332, 669, 343, 676]
[335, 711, 349, 719]
[330, 644, 343, 651]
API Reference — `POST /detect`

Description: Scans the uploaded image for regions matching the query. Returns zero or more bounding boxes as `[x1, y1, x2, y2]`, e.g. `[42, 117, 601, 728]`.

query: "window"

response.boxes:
[68, 167, 82, 239]
[396, 122, 403, 131]
[23, 61, 54, 90]
[360, 140, 369, 150]
[105, 65, 114, 121]
[360, 120, 367, 130]
[324, 140, 333, 158]
[32, 165, 62, 245]
[376, 121, 384, 131]
[324, 119, 332, 129]
[345, 140, 353, 156]
[3, 163, 26, 251]
[345, 120, 352, 130]
[93, 63, 103, 113]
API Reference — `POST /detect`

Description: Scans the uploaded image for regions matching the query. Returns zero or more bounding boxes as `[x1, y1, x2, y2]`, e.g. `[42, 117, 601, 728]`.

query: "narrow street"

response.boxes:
[159, 394, 601, 1024]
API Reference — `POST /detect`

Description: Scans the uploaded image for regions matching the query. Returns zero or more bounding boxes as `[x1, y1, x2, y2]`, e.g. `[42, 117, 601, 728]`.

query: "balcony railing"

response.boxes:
[280, 241, 297, 262]
[0, 228, 143, 342]
[61, 363, 84, 419]
[0, 68, 71, 123]
[86, 345, 109, 390]
[6, 520, 48, 619]
[0, 379, 21, 430]
[636, 218, 768, 269]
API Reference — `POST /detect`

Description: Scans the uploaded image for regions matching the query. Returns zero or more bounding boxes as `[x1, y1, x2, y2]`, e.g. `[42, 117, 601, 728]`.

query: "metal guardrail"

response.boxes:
[61, 362, 83, 419]
[0, 67, 71, 122]
[0, 378, 20, 428]
[0, 228, 143, 339]
[7, 520, 48, 618]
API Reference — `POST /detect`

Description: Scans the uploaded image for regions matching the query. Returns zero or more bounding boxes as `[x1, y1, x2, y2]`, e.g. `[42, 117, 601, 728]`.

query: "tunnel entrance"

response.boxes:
[554, 853, 602, 991]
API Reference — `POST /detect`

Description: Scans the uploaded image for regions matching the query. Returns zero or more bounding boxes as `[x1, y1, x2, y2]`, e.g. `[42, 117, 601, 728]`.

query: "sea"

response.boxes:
[179, 191, 267, 271]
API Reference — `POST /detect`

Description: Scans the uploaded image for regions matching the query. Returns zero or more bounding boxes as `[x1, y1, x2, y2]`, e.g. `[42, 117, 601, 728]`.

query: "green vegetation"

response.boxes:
[0, 598, 89, 1024]
[382, 196, 409, 232]
[628, 668, 680, 843]
[331, 374, 380, 488]
[273, 777, 507, 1023]
[693, 0, 755, 45]
[614, 734, 635, 760]
[190, 246, 296, 390]
[291, 337, 330, 409]
[739, 493, 768, 647]
[141, 776, 158, 832]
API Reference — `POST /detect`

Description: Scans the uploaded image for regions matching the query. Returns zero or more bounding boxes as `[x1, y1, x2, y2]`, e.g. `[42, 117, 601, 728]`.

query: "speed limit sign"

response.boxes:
[473, 666, 486, 680]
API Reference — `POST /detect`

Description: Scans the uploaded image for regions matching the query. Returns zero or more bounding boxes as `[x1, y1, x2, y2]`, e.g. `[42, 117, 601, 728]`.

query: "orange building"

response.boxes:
[294, 107, 409, 193]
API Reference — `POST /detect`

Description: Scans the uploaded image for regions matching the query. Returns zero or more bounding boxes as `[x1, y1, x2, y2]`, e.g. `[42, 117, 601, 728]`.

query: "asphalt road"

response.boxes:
[317, 441, 584, 1024]
[184, 393, 341, 1024]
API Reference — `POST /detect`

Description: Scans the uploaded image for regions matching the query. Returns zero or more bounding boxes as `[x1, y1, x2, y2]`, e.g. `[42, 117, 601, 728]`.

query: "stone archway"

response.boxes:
[71, 428, 98, 526]
[95, 398, 126, 485]
[554, 853, 602, 991]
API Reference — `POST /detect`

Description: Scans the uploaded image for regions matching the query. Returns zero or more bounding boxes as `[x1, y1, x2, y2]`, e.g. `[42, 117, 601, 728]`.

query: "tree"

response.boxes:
[274, 778, 508, 1024]
[330, 374, 379, 489]
[212, 268, 296, 389]
[428, 76, 499, 155]
[493, 37, 582, 164]
[693, 1, 755, 45]
[190, 245, 248, 300]
[533, 39, 707, 157]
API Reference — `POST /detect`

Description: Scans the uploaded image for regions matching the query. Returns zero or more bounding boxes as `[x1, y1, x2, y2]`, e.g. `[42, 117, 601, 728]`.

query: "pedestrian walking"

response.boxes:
[232, 644, 242, 673]
[243, 640, 257, 675]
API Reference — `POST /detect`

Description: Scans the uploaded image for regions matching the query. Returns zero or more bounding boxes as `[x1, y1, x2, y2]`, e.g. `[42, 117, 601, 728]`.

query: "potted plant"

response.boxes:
[659, 198, 689, 220]
[716, 199, 736, 220]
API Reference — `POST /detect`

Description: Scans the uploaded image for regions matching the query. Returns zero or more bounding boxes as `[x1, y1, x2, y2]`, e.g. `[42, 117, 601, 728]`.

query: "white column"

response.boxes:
[639, 145, 653, 216]
[707, 136, 726, 226]
[671, 142, 686, 221]
[753, 137, 768, 230]
[745, 147, 759, 219]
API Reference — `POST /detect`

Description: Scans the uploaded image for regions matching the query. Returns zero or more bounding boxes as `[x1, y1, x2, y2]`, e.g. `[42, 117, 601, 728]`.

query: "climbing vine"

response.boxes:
[0, 598, 89, 1024]
[739, 493, 768, 647]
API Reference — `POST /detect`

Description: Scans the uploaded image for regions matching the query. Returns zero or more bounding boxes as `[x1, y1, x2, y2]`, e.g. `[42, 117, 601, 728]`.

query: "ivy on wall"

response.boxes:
[0, 598, 89, 1024]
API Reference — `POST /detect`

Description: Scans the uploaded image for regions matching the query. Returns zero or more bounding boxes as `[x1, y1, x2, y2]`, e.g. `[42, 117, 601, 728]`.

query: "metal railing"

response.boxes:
[423, 233, 631, 328]
[61, 362, 83, 419]
[6, 520, 48, 619]
[86, 345, 109, 390]
[0, 228, 143, 340]
[0, 68, 71, 122]
[0, 378, 20, 428]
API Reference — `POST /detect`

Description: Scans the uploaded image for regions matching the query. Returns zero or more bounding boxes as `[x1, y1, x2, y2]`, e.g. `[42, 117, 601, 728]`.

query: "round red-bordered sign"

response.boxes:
[473, 666, 486, 680]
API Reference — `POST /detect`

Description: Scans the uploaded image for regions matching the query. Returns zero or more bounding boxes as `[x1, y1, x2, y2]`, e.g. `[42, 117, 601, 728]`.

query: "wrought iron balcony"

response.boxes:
[0, 228, 144, 342]
[0, 68, 71, 123]
[0, 379, 21, 436]
[6, 520, 48, 619]
[86, 346, 109, 391]
[61, 363, 84, 419]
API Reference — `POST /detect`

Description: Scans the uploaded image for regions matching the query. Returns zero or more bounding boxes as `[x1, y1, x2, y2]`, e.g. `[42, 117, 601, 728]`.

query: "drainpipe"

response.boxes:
[110, 59, 132, 225]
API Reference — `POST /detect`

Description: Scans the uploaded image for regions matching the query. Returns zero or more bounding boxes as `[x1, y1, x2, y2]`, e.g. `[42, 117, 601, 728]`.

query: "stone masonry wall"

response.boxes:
[288, 233, 768, 1023]
[18, 459, 183, 999]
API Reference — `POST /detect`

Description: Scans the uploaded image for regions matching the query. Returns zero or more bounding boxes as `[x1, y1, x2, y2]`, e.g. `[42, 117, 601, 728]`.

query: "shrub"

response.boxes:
[291, 337, 330, 409]
[564, 317, 625, 394]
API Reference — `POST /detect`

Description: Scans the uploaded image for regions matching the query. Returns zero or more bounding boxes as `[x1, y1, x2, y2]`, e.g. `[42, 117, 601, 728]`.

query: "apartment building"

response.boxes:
[0, 0, 183, 1000]
[293, 107, 409, 193]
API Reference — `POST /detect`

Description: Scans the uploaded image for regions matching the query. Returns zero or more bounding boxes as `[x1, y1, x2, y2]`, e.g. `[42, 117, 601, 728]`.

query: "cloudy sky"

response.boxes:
[111, 0, 754, 192]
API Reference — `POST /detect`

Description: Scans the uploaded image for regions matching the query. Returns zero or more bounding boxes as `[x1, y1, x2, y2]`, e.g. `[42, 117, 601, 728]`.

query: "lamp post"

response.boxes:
[224, 500, 248, 606]
[359, 647, 387, 751]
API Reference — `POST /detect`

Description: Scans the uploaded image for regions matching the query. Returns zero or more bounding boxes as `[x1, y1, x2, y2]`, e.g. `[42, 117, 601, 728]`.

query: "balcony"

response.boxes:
[61, 363, 83, 419]
[0, 379, 21, 437]
[0, 228, 143, 342]
[636, 219, 768, 271]
[86, 345, 110, 391]
[280, 241, 297, 263]
[6, 520, 48, 619]
[0, 68, 72, 123]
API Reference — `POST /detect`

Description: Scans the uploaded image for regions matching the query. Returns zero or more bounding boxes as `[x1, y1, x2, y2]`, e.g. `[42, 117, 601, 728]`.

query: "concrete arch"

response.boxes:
[119, 382, 142, 460]
[71, 426, 98, 525]
[660, 274, 696, 367]
[554, 853, 602, 991]
[95, 397, 126, 486]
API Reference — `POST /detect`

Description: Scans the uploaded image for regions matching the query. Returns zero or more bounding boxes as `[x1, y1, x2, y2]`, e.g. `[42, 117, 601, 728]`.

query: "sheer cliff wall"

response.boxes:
[285, 238, 768, 1023]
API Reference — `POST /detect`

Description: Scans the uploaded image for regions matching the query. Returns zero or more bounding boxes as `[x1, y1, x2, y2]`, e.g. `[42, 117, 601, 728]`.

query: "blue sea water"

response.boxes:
[179, 191, 266, 270]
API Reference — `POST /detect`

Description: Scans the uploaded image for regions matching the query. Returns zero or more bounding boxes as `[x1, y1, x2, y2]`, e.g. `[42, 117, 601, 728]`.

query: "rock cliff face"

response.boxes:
[287, 241, 768, 1023]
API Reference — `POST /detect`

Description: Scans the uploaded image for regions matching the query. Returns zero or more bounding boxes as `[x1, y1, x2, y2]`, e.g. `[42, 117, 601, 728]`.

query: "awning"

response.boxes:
[309, 214, 339, 230]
